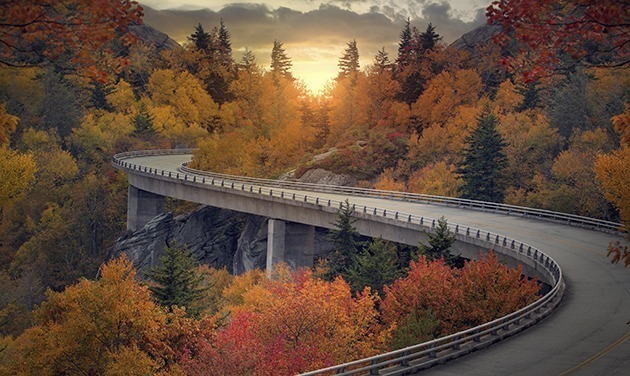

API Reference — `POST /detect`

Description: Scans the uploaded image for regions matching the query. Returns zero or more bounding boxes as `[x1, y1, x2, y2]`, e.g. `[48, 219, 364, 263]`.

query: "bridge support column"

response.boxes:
[127, 186, 165, 232]
[266, 219, 314, 277]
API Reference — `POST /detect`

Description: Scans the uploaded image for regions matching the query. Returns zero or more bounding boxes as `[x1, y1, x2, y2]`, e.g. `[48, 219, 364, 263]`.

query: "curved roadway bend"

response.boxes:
[124, 154, 629, 375]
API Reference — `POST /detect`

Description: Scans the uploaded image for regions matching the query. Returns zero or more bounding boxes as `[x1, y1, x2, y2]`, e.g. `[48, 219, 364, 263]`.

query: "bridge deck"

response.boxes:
[118, 153, 629, 375]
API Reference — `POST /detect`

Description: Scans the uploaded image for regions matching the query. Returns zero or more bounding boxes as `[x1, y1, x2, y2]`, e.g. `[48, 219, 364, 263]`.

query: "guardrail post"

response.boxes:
[369, 360, 380, 375]
[401, 350, 410, 366]
[429, 343, 437, 358]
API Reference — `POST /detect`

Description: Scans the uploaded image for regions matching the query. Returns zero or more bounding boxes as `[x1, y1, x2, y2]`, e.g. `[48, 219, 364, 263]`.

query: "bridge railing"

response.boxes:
[179, 164, 622, 235]
[112, 149, 570, 374]
[113, 149, 623, 235]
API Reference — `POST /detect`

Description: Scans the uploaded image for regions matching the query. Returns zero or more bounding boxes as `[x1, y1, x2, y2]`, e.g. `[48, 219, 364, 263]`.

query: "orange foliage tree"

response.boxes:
[0, 1, 144, 82]
[487, 0, 629, 82]
[183, 269, 391, 375]
[382, 253, 540, 346]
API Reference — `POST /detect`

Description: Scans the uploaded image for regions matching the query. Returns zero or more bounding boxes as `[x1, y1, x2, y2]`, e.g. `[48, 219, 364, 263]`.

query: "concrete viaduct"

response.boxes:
[113, 149, 629, 376]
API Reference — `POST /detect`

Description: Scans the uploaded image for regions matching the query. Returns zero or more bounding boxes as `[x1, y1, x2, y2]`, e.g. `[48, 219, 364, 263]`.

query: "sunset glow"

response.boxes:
[140, 0, 489, 93]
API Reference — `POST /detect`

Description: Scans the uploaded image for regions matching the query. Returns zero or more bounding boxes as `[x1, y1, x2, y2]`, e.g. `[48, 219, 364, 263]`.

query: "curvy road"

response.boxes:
[116, 152, 629, 376]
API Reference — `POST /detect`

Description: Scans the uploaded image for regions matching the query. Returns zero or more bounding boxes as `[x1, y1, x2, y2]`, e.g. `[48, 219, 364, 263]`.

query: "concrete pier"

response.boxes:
[266, 219, 315, 277]
[127, 186, 165, 231]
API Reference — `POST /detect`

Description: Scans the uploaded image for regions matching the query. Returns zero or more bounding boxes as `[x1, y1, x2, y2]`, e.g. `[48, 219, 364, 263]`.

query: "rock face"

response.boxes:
[298, 168, 357, 187]
[448, 24, 502, 53]
[111, 206, 244, 273]
[112, 204, 336, 275]
[128, 23, 180, 52]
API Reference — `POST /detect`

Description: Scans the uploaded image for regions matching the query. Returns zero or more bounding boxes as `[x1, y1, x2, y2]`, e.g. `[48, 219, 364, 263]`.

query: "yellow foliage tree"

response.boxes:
[407, 161, 461, 197]
[595, 146, 630, 232]
[0, 147, 36, 208]
[0, 256, 168, 375]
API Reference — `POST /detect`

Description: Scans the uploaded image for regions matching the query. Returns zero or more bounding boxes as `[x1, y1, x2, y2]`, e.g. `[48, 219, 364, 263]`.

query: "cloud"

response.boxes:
[141, 2, 486, 91]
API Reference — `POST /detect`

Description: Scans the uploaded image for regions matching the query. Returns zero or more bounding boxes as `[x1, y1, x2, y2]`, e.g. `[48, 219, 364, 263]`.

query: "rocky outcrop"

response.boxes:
[129, 23, 180, 52]
[111, 206, 244, 273]
[112, 204, 336, 276]
[448, 24, 502, 54]
[298, 168, 357, 187]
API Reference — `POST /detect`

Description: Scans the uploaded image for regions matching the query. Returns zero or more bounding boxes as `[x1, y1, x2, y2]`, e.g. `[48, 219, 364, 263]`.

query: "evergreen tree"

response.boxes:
[217, 18, 232, 65]
[133, 102, 155, 137]
[397, 18, 413, 69]
[270, 40, 293, 80]
[188, 23, 212, 52]
[325, 200, 363, 280]
[338, 39, 360, 81]
[146, 246, 206, 317]
[346, 237, 400, 293]
[457, 108, 508, 202]
[419, 23, 442, 51]
[239, 48, 256, 70]
[416, 216, 458, 266]
[374, 47, 392, 72]
[314, 101, 331, 149]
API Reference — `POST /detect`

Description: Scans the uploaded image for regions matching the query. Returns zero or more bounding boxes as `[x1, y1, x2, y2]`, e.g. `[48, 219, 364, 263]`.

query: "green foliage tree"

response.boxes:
[346, 237, 400, 293]
[325, 200, 363, 280]
[146, 246, 206, 317]
[133, 102, 155, 138]
[458, 108, 508, 202]
[419, 23, 442, 51]
[188, 23, 212, 52]
[416, 216, 458, 266]
[270, 40, 293, 80]
[217, 18, 232, 65]
[338, 39, 360, 82]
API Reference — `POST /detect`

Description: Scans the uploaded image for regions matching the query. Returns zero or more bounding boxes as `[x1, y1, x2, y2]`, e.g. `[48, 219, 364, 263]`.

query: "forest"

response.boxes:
[0, 0, 628, 374]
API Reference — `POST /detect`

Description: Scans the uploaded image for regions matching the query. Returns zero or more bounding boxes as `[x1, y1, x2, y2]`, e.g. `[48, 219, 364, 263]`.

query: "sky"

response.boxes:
[139, 1, 491, 93]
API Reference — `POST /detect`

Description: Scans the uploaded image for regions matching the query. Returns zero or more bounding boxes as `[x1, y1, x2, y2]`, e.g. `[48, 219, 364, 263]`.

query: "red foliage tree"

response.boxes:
[0, 0, 144, 82]
[487, 0, 629, 82]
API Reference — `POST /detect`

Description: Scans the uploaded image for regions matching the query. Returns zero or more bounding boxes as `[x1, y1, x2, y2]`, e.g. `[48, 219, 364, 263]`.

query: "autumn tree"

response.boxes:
[146, 246, 207, 317]
[595, 146, 629, 233]
[186, 270, 391, 375]
[458, 108, 508, 202]
[0, 0, 144, 82]
[0, 256, 171, 375]
[0, 147, 36, 210]
[487, 0, 630, 82]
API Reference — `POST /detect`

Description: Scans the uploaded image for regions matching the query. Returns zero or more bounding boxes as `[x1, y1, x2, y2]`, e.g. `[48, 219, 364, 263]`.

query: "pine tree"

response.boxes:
[346, 237, 400, 293]
[146, 246, 206, 317]
[326, 200, 363, 280]
[217, 19, 232, 60]
[457, 108, 508, 202]
[416, 216, 458, 266]
[374, 47, 391, 72]
[239, 48, 256, 70]
[419, 23, 442, 51]
[270, 40, 293, 80]
[188, 23, 212, 52]
[397, 18, 413, 69]
[338, 39, 360, 81]
[133, 102, 155, 138]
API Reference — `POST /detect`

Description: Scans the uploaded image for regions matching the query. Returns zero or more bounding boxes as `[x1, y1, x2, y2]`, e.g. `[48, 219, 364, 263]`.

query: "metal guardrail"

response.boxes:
[112, 149, 573, 375]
